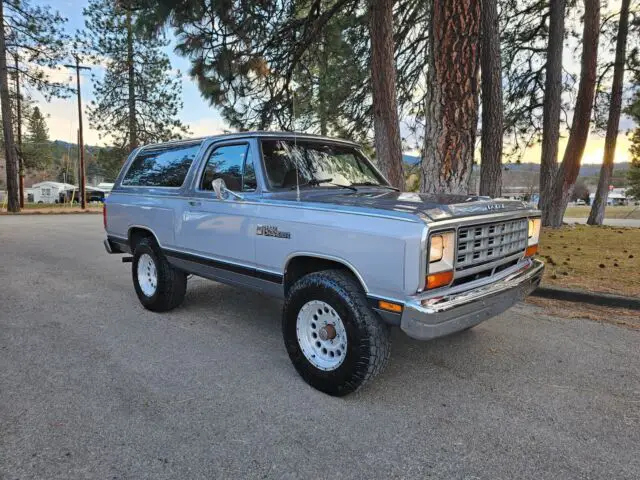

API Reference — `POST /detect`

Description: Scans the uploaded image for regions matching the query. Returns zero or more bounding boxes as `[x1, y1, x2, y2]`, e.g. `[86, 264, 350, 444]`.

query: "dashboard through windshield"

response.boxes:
[261, 139, 388, 190]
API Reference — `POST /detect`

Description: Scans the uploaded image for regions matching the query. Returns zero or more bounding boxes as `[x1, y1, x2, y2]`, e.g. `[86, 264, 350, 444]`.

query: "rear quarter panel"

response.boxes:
[105, 189, 183, 249]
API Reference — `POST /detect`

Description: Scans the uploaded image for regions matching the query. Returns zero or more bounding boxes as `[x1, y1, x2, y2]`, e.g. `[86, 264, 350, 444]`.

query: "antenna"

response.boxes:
[291, 80, 300, 201]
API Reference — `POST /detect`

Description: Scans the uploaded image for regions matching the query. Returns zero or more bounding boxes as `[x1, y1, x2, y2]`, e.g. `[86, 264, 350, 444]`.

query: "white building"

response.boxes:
[31, 181, 76, 204]
[589, 187, 629, 206]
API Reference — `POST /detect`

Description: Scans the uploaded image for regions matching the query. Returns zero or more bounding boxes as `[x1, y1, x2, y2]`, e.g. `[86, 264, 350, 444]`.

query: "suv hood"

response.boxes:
[271, 190, 533, 222]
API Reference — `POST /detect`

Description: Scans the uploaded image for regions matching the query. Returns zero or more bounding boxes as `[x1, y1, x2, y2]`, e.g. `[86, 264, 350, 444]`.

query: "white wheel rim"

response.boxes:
[296, 300, 347, 371]
[137, 253, 157, 297]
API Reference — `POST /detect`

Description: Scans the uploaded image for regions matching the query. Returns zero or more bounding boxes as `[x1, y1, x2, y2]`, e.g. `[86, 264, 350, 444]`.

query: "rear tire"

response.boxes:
[132, 237, 187, 312]
[283, 270, 391, 396]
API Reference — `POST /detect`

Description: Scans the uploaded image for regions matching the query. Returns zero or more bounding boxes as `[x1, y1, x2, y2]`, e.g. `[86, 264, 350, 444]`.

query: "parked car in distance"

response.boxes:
[103, 132, 544, 396]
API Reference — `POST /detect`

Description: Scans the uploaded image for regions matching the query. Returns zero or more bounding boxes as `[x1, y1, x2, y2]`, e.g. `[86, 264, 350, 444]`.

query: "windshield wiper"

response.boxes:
[291, 177, 357, 192]
[350, 181, 400, 192]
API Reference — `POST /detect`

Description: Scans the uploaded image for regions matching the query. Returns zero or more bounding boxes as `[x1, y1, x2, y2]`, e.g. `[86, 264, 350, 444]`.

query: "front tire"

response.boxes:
[132, 237, 187, 312]
[283, 270, 391, 396]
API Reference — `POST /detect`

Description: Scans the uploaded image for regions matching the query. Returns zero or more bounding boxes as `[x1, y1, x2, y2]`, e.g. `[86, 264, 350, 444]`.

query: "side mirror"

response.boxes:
[212, 178, 244, 201]
[212, 178, 228, 200]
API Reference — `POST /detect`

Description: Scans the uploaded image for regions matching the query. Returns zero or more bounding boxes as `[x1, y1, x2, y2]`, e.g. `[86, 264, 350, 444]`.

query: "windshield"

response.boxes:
[261, 139, 388, 190]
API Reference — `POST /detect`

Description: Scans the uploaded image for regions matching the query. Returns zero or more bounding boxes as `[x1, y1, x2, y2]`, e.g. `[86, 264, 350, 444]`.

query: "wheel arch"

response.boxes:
[128, 226, 161, 251]
[283, 253, 368, 296]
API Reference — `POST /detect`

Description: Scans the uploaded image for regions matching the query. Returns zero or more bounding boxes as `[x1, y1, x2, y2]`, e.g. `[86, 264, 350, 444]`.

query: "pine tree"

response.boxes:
[1, 0, 69, 212]
[135, 0, 425, 187]
[81, 0, 189, 151]
[22, 106, 54, 171]
[626, 93, 640, 201]
[545, 0, 600, 227]
[420, 0, 481, 194]
[588, 0, 632, 224]
[627, 157, 640, 201]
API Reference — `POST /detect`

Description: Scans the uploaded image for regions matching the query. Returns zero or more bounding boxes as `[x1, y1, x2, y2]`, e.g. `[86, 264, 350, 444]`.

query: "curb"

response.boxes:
[532, 286, 640, 311]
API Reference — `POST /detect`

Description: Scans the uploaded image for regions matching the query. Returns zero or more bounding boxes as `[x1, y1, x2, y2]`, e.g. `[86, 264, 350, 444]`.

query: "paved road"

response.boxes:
[564, 217, 640, 228]
[1, 215, 639, 479]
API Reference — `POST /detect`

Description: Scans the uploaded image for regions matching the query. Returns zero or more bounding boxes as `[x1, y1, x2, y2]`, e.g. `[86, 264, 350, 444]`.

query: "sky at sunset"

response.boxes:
[29, 0, 635, 165]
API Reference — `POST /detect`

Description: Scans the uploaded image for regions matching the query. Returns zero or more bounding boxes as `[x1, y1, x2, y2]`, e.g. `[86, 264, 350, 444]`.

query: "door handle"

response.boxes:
[188, 200, 201, 207]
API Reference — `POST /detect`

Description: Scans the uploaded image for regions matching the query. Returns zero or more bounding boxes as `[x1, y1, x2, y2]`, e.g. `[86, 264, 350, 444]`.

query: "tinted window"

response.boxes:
[261, 139, 385, 189]
[122, 143, 201, 187]
[200, 144, 256, 192]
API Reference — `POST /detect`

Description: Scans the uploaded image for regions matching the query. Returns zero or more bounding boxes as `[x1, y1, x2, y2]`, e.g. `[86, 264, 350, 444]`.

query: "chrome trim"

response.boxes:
[454, 251, 524, 279]
[455, 218, 528, 273]
[426, 209, 541, 227]
[400, 259, 544, 340]
[283, 252, 370, 293]
[410, 258, 542, 312]
[420, 257, 532, 298]
[417, 226, 429, 292]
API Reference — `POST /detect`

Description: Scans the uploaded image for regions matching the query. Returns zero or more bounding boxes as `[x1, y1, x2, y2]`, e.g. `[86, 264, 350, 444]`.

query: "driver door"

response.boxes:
[177, 140, 259, 270]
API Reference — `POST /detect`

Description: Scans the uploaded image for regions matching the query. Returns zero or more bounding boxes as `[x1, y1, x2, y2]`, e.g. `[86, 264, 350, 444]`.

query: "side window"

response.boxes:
[122, 143, 201, 187]
[200, 143, 256, 192]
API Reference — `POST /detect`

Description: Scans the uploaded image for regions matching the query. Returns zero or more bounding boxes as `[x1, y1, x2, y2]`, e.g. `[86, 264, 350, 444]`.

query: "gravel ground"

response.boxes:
[1, 215, 639, 480]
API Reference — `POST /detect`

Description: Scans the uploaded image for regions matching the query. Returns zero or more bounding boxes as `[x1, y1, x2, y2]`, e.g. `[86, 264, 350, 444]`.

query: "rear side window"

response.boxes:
[122, 143, 201, 187]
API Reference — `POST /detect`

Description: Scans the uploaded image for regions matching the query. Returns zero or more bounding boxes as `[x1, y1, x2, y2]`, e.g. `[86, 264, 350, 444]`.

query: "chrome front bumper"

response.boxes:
[401, 258, 544, 340]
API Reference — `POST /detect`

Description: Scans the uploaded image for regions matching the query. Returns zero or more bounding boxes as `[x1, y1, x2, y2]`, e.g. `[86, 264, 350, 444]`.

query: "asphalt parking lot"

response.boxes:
[1, 215, 639, 479]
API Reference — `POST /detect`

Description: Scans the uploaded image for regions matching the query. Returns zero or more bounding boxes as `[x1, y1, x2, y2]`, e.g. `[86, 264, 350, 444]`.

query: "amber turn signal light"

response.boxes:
[378, 300, 403, 313]
[426, 270, 453, 289]
[525, 244, 538, 257]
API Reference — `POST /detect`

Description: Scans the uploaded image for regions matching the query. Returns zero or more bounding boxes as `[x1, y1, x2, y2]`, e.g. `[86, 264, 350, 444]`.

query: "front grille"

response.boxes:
[456, 218, 528, 271]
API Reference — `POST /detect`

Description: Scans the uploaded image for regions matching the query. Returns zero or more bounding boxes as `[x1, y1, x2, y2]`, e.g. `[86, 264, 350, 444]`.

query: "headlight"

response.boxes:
[526, 218, 541, 257]
[429, 235, 444, 263]
[528, 218, 541, 245]
[426, 231, 455, 289]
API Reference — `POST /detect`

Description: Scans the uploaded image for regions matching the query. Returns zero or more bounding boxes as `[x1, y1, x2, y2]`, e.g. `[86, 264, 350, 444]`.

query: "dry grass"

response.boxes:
[564, 205, 640, 219]
[526, 297, 640, 330]
[538, 224, 640, 297]
[1, 206, 101, 215]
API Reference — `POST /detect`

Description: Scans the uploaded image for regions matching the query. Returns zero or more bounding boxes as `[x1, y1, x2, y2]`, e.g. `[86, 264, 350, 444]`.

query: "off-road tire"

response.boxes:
[131, 237, 187, 312]
[282, 269, 391, 396]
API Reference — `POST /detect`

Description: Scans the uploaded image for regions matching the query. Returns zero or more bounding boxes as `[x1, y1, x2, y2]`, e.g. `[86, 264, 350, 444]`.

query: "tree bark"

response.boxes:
[369, 0, 404, 189]
[539, 0, 566, 215]
[587, 0, 630, 225]
[479, 0, 503, 198]
[421, 0, 481, 195]
[126, 7, 137, 152]
[0, 1, 19, 212]
[545, 0, 600, 227]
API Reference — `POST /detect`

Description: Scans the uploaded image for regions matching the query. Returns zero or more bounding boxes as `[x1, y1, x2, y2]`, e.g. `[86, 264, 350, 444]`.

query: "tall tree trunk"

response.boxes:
[479, 0, 504, 198]
[587, 0, 630, 225]
[126, 8, 137, 152]
[421, 0, 481, 194]
[369, 0, 404, 189]
[0, 1, 19, 212]
[545, 0, 600, 227]
[539, 0, 566, 215]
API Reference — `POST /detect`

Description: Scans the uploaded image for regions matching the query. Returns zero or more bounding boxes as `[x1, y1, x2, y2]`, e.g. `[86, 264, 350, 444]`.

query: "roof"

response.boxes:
[32, 181, 76, 190]
[137, 131, 360, 151]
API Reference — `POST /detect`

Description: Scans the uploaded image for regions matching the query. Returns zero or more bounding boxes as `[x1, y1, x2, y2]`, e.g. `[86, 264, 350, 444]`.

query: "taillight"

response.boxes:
[103, 204, 107, 229]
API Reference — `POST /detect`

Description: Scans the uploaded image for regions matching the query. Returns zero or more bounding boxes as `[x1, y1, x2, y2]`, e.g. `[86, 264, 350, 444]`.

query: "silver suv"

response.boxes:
[104, 132, 544, 396]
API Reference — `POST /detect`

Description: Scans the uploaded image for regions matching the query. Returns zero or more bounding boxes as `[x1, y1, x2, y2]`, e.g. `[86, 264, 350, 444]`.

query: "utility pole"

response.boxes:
[14, 54, 24, 208]
[64, 55, 91, 209]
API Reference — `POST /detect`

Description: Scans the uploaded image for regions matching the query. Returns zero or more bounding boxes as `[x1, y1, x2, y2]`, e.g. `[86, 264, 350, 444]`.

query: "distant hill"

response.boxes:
[402, 154, 631, 177]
